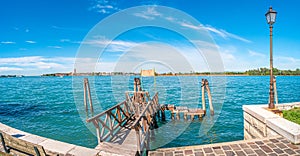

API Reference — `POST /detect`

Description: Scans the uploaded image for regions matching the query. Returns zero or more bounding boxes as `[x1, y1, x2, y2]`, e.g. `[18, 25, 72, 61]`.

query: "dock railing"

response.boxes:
[132, 92, 159, 154]
[86, 100, 134, 144]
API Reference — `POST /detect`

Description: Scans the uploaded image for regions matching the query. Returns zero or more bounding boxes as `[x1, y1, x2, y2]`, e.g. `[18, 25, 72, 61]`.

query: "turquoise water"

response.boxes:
[0, 76, 299, 149]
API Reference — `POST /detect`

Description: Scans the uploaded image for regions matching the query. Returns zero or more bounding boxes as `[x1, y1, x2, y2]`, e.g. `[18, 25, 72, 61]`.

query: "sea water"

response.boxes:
[0, 76, 299, 148]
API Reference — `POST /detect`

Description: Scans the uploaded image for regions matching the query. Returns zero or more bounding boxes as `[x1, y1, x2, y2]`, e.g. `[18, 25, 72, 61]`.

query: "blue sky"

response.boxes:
[0, 0, 299, 75]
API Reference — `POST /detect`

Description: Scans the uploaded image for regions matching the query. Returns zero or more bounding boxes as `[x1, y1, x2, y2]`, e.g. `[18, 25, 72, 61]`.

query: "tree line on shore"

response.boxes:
[41, 68, 300, 77]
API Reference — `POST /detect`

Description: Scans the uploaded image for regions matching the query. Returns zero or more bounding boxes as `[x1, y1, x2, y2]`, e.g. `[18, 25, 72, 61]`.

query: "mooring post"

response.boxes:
[152, 113, 159, 129]
[184, 113, 187, 120]
[205, 79, 214, 115]
[201, 79, 206, 114]
[83, 79, 88, 112]
[85, 78, 94, 116]
[176, 112, 180, 120]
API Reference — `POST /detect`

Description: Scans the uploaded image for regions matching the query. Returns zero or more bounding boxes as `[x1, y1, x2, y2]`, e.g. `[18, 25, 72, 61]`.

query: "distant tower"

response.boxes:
[73, 68, 77, 76]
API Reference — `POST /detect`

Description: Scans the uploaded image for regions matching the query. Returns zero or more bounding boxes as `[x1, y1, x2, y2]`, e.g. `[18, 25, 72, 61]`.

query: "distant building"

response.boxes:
[141, 69, 155, 76]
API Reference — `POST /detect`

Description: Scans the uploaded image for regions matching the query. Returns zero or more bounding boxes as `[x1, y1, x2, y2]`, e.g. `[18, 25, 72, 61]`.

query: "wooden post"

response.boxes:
[202, 79, 206, 114]
[86, 78, 94, 116]
[117, 106, 122, 123]
[93, 120, 101, 144]
[171, 112, 174, 120]
[191, 115, 195, 120]
[161, 108, 166, 121]
[176, 112, 180, 120]
[83, 79, 88, 112]
[205, 80, 214, 115]
[152, 113, 158, 129]
[184, 113, 187, 120]
[274, 76, 278, 105]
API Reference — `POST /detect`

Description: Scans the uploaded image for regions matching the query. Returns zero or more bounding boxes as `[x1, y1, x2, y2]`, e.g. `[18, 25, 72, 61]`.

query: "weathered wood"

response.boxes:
[0, 131, 47, 156]
[205, 80, 214, 115]
[86, 79, 94, 115]
[84, 78, 88, 112]
[202, 79, 206, 113]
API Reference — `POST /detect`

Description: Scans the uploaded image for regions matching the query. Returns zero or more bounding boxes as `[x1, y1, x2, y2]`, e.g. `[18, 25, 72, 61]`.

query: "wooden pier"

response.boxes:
[83, 77, 214, 155]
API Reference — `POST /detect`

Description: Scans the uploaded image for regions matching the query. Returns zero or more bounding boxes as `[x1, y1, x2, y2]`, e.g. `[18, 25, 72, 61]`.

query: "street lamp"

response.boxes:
[265, 6, 277, 109]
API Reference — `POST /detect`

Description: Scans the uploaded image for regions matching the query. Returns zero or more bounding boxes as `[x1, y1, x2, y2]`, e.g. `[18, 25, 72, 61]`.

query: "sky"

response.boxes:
[0, 0, 299, 75]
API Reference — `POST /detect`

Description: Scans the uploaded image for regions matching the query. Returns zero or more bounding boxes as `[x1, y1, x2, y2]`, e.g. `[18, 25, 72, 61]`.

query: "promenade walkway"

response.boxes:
[149, 136, 300, 156]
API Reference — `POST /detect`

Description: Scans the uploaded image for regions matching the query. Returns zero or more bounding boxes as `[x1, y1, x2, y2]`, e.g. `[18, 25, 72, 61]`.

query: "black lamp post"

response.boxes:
[265, 6, 277, 109]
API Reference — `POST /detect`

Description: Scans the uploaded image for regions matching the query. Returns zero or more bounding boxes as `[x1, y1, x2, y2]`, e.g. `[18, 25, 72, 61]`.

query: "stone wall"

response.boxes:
[243, 104, 300, 144]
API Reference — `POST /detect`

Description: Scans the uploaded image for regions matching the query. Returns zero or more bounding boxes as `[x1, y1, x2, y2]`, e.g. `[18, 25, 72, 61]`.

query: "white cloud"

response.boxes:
[179, 22, 251, 43]
[48, 46, 62, 49]
[133, 6, 161, 20]
[90, 0, 119, 14]
[25, 40, 36, 44]
[274, 56, 300, 70]
[249, 50, 266, 58]
[60, 39, 71, 42]
[80, 39, 138, 52]
[0, 56, 75, 75]
[1, 41, 16, 44]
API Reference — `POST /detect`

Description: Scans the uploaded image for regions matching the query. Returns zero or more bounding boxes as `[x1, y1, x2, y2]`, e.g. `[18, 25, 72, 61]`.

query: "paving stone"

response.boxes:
[277, 137, 285, 140]
[165, 152, 174, 156]
[225, 151, 235, 156]
[244, 148, 255, 154]
[275, 143, 288, 149]
[273, 148, 284, 154]
[249, 144, 259, 149]
[194, 152, 204, 156]
[287, 143, 299, 149]
[261, 145, 273, 153]
[174, 151, 183, 154]
[270, 139, 279, 143]
[239, 143, 249, 149]
[184, 150, 193, 155]
[194, 148, 202, 152]
[222, 145, 232, 150]
[235, 150, 246, 156]
[255, 141, 264, 145]
[230, 144, 241, 150]
[203, 147, 213, 153]
[281, 140, 289, 144]
[266, 143, 277, 148]
[283, 149, 296, 155]
[155, 152, 164, 156]
[214, 149, 224, 155]
[254, 149, 267, 156]
[247, 142, 255, 145]
[150, 137, 300, 156]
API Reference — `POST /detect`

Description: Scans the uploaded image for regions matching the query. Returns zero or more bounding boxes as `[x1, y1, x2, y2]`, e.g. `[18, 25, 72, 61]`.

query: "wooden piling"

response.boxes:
[202, 79, 206, 114]
[83, 79, 88, 112]
[205, 80, 214, 115]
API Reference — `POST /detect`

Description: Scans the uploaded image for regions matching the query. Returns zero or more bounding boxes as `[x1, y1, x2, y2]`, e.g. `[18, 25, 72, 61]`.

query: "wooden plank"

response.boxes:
[86, 101, 126, 122]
